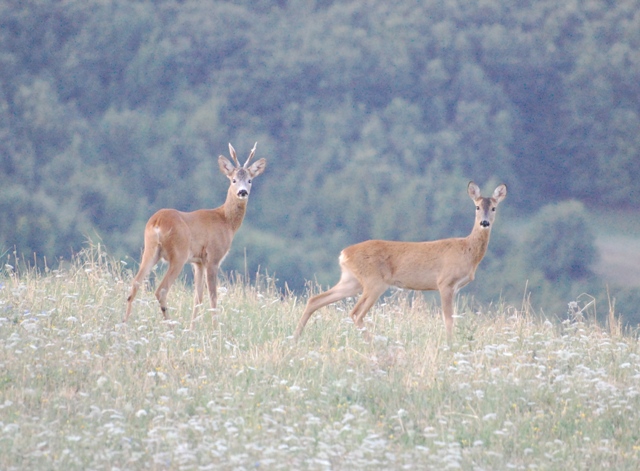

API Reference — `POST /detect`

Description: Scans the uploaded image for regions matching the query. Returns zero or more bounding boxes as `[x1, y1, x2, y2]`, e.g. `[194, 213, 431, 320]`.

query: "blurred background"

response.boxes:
[1, 0, 639, 323]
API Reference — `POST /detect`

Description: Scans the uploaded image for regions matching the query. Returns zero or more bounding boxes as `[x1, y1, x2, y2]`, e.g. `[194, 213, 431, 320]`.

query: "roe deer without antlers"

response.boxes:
[125, 143, 266, 327]
[294, 181, 507, 342]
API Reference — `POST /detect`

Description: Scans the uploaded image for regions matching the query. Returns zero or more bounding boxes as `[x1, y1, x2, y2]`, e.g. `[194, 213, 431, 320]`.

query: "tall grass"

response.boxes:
[1, 246, 639, 470]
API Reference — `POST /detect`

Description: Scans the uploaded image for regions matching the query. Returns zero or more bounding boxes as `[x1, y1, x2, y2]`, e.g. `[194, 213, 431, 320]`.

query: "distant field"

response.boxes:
[592, 209, 640, 288]
[594, 235, 640, 288]
[1, 248, 639, 470]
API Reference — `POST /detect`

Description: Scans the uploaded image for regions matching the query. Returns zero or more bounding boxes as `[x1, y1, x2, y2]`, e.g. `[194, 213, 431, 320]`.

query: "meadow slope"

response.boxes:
[0, 248, 639, 470]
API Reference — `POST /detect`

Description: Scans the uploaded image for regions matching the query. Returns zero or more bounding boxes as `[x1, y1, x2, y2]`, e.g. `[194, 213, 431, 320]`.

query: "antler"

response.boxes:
[243, 142, 258, 168]
[228, 143, 240, 167]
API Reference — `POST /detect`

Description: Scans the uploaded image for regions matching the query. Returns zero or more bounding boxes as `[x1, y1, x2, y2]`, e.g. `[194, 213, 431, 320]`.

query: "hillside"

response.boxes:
[0, 248, 639, 470]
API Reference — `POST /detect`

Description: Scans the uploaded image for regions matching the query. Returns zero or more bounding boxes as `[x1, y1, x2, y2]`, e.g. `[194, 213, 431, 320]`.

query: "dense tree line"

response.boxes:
[1, 0, 639, 322]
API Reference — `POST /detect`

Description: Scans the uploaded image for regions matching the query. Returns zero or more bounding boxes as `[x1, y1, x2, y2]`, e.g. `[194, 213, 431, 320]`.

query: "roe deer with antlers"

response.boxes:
[125, 143, 266, 327]
[294, 181, 507, 342]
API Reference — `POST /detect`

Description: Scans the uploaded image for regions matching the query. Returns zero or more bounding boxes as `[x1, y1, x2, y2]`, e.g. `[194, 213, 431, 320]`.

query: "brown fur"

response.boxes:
[294, 181, 507, 342]
[125, 144, 266, 327]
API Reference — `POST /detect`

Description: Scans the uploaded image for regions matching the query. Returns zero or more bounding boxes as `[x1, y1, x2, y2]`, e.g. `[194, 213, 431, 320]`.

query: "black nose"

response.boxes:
[238, 190, 248, 197]
[480, 221, 490, 228]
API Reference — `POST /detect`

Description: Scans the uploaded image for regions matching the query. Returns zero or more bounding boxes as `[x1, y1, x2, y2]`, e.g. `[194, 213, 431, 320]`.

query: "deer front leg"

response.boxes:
[438, 284, 455, 344]
[205, 264, 219, 326]
[190, 263, 206, 329]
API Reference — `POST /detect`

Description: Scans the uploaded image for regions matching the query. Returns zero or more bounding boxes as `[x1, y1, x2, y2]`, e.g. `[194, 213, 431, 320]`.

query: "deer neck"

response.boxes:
[223, 188, 248, 233]
[466, 224, 491, 265]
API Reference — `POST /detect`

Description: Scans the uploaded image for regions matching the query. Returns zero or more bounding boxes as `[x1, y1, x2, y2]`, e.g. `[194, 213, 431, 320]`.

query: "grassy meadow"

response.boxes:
[1, 247, 640, 470]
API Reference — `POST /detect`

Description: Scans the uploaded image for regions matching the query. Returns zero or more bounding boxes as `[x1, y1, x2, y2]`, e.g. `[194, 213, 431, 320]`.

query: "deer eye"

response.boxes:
[492, 207, 496, 212]
[248, 179, 252, 184]
[476, 206, 480, 210]
[232, 179, 237, 183]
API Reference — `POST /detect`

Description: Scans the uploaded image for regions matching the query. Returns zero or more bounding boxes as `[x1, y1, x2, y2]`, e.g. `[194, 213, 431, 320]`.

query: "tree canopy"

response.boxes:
[1, 0, 639, 321]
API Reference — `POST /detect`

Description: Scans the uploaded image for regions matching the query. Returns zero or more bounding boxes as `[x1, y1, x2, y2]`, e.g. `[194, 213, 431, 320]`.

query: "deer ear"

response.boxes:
[218, 156, 235, 176]
[467, 181, 481, 200]
[247, 158, 266, 178]
[492, 184, 507, 203]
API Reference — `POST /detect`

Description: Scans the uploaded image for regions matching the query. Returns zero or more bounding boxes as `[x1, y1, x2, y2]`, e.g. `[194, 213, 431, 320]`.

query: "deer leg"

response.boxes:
[125, 247, 160, 322]
[438, 284, 455, 343]
[294, 271, 361, 339]
[205, 264, 219, 326]
[154, 261, 185, 320]
[190, 263, 205, 329]
[351, 283, 387, 329]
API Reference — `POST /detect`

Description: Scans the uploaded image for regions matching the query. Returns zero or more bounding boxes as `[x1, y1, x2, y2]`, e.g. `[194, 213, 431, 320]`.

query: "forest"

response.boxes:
[1, 0, 640, 323]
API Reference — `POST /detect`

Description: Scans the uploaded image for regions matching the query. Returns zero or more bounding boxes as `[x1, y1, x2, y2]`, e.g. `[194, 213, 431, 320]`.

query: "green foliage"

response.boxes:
[523, 201, 599, 282]
[1, 0, 640, 321]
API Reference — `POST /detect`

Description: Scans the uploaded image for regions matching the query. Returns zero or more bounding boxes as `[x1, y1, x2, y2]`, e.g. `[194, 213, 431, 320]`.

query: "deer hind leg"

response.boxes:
[294, 270, 362, 339]
[350, 282, 387, 329]
[125, 246, 161, 322]
[154, 255, 188, 320]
